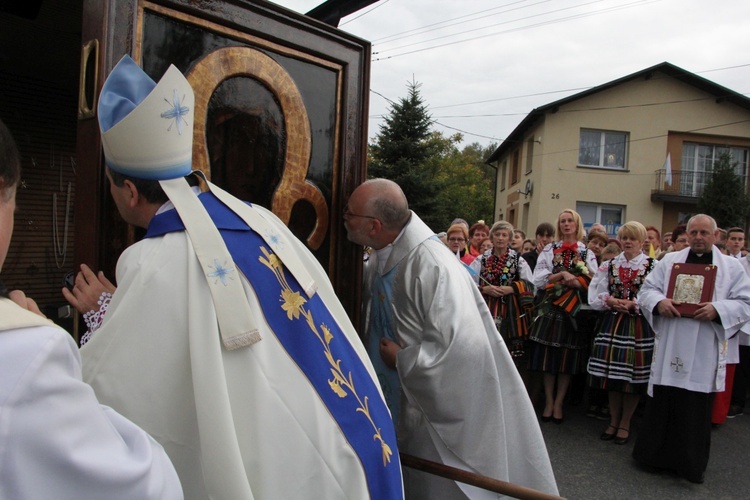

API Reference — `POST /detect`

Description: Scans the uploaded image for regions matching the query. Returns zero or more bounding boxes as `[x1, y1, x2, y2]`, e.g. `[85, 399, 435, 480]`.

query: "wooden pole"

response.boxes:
[400, 453, 564, 500]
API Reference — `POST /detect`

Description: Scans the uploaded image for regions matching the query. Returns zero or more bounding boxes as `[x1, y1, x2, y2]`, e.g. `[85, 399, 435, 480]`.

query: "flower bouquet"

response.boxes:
[533, 259, 590, 325]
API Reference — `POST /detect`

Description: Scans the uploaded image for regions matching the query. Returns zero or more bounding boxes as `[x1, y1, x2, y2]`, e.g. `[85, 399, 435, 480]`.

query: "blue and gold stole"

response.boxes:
[145, 192, 402, 499]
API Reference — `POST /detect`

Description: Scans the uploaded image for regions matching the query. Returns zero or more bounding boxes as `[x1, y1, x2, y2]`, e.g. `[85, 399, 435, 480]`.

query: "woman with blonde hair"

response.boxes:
[587, 221, 656, 444]
[529, 209, 598, 423]
[446, 224, 473, 264]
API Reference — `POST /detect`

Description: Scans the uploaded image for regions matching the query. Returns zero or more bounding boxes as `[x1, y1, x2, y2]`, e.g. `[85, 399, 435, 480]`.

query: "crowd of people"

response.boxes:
[2, 57, 404, 499]
[3, 53, 750, 498]
[439, 210, 750, 485]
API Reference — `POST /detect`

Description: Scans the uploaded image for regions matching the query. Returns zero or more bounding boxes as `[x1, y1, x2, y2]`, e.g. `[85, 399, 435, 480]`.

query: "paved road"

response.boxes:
[539, 397, 750, 499]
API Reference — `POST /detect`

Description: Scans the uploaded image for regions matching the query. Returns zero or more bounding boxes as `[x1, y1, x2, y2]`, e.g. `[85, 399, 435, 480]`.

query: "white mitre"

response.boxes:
[98, 55, 193, 180]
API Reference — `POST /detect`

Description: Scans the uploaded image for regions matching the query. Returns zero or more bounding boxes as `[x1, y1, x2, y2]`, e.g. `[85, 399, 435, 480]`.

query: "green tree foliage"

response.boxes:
[433, 141, 496, 231]
[697, 151, 750, 229]
[368, 80, 495, 231]
[369, 80, 445, 229]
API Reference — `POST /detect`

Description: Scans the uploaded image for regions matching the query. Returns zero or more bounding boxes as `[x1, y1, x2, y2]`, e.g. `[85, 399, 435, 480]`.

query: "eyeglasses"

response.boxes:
[448, 237, 466, 243]
[343, 205, 379, 220]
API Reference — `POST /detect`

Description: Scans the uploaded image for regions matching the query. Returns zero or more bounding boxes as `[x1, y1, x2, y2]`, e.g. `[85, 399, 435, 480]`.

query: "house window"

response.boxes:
[680, 143, 749, 197]
[576, 202, 624, 236]
[511, 149, 520, 185]
[578, 129, 628, 170]
[500, 160, 507, 191]
[525, 138, 534, 174]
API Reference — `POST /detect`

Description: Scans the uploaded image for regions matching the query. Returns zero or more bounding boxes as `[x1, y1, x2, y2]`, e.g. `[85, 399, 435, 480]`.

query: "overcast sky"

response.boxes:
[275, 0, 750, 149]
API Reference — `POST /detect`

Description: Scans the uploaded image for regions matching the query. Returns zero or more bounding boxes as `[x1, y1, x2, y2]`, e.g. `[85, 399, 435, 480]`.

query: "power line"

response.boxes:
[367, 64, 750, 144]
[430, 87, 592, 110]
[372, 92, 750, 121]
[369, 88, 396, 106]
[371, 0, 543, 45]
[526, 118, 750, 164]
[368, 89, 501, 142]
[427, 63, 750, 111]
[432, 121, 502, 142]
[340, 0, 392, 27]
[374, 0, 599, 51]
[432, 96, 722, 119]
[373, 0, 659, 61]
[370, 62, 750, 120]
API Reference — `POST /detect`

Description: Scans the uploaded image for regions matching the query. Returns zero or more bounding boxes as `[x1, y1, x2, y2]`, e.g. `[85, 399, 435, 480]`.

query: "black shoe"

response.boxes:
[541, 415, 552, 423]
[634, 459, 664, 475]
[614, 428, 630, 445]
[596, 406, 610, 421]
[586, 404, 599, 418]
[728, 405, 744, 418]
[552, 416, 563, 424]
[600, 424, 617, 441]
[683, 472, 705, 484]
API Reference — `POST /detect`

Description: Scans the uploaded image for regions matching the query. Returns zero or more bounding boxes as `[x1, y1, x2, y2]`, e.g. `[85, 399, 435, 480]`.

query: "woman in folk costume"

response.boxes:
[587, 221, 656, 445]
[470, 221, 535, 381]
[529, 209, 598, 423]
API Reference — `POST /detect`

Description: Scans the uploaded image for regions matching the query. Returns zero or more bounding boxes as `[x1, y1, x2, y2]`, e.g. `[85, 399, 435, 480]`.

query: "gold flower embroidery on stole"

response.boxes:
[259, 247, 394, 466]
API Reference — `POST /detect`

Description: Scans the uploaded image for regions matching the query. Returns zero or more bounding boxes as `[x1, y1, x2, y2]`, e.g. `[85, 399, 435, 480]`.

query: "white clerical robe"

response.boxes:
[82, 201, 402, 500]
[740, 255, 750, 346]
[0, 298, 182, 499]
[389, 213, 558, 499]
[637, 247, 750, 394]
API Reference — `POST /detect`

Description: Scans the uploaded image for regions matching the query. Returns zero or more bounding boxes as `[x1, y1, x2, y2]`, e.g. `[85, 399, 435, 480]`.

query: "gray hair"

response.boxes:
[362, 178, 410, 231]
[490, 220, 514, 236]
[686, 214, 717, 232]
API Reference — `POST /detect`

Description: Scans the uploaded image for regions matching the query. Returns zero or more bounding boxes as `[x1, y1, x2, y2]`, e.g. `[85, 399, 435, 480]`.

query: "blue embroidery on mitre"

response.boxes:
[160, 89, 190, 135]
[207, 259, 235, 286]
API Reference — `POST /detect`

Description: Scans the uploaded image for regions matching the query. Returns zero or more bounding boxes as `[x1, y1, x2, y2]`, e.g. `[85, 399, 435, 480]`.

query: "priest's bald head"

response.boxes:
[344, 179, 411, 250]
[686, 214, 718, 255]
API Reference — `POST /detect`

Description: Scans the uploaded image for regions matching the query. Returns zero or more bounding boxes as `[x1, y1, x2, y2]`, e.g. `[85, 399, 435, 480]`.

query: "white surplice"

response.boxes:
[388, 213, 558, 499]
[637, 247, 750, 394]
[0, 298, 182, 499]
[740, 255, 750, 345]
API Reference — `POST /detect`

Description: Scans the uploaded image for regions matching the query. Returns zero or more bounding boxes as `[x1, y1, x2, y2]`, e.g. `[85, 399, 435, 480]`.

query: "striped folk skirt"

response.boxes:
[528, 307, 588, 374]
[587, 311, 654, 394]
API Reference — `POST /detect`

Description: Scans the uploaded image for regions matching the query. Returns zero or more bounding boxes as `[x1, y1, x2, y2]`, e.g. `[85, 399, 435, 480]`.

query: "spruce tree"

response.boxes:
[697, 151, 750, 229]
[369, 80, 445, 230]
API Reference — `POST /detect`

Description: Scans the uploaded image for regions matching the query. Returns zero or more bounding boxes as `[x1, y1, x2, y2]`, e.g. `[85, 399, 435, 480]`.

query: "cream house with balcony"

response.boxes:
[487, 62, 750, 237]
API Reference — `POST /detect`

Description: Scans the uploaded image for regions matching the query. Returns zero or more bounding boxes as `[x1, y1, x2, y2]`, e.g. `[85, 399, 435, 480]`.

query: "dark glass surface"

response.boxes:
[141, 11, 338, 265]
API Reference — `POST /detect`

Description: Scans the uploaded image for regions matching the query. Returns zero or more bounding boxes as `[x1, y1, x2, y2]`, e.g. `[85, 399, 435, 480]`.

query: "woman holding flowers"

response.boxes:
[471, 221, 535, 384]
[529, 209, 598, 423]
[587, 221, 655, 445]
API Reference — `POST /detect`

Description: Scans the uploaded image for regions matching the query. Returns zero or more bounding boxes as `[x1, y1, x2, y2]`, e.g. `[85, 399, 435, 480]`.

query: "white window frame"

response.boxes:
[578, 128, 628, 170]
[576, 202, 625, 236]
[680, 142, 749, 197]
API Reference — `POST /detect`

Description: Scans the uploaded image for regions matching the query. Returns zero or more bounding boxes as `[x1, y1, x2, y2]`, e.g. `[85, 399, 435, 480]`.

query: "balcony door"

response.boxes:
[680, 143, 749, 197]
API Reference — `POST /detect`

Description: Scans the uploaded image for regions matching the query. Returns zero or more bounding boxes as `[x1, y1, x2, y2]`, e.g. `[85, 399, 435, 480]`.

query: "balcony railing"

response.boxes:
[652, 168, 749, 202]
